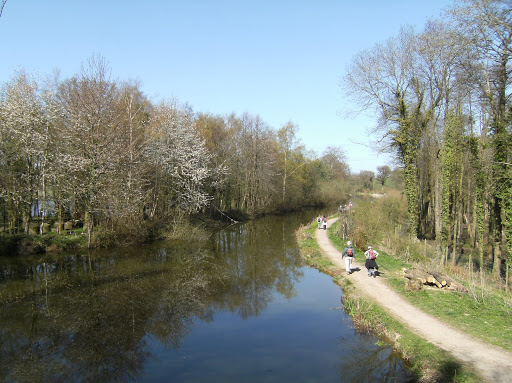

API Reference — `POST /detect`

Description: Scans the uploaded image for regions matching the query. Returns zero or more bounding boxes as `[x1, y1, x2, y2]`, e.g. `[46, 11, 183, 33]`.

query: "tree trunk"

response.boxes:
[427, 269, 455, 287]
[23, 209, 30, 234]
[403, 268, 429, 284]
[493, 241, 501, 278]
[452, 211, 459, 267]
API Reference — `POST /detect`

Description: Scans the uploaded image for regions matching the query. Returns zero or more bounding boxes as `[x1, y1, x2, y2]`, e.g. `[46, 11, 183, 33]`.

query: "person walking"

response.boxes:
[322, 216, 327, 230]
[342, 241, 355, 275]
[364, 246, 379, 277]
[317, 216, 322, 229]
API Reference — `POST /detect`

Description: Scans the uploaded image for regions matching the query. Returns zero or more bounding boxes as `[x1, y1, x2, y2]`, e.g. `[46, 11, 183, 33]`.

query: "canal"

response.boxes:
[0, 211, 412, 382]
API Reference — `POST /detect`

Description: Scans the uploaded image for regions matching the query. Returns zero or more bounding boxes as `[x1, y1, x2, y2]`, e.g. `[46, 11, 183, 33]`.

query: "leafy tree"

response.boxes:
[376, 165, 391, 188]
[449, 0, 512, 283]
[359, 171, 375, 191]
[277, 121, 306, 208]
[441, 114, 465, 265]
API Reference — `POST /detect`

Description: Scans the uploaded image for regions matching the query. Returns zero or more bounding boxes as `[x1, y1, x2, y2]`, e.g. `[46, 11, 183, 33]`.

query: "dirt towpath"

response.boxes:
[316, 217, 512, 383]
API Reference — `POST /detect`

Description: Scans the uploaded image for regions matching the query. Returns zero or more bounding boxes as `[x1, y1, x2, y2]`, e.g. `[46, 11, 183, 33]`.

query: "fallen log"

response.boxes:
[427, 269, 455, 287]
[403, 267, 465, 291]
[433, 277, 443, 288]
[403, 268, 429, 284]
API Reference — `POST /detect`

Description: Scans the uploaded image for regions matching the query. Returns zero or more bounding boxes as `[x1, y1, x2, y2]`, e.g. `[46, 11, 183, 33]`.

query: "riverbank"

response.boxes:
[296, 217, 512, 383]
[0, 214, 229, 256]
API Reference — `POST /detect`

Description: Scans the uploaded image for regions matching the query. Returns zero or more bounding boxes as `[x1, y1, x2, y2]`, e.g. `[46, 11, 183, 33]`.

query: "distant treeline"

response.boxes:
[343, 0, 511, 281]
[0, 55, 353, 246]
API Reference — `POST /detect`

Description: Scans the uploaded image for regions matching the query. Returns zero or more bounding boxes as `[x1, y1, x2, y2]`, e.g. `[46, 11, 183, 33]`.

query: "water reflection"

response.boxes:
[1, 248, 220, 382]
[336, 331, 412, 382]
[0, 212, 413, 382]
[211, 218, 303, 319]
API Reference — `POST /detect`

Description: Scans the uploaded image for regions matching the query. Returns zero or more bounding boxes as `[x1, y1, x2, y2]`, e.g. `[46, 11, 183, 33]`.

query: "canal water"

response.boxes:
[0, 211, 413, 382]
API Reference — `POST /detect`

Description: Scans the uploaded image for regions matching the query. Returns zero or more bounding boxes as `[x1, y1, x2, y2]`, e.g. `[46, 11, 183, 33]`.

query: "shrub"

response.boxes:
[350, 193, 407, 249]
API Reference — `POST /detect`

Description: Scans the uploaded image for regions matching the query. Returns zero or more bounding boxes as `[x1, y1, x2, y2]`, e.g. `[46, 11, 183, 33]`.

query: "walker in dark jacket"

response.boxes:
[364, 246, 379, 277]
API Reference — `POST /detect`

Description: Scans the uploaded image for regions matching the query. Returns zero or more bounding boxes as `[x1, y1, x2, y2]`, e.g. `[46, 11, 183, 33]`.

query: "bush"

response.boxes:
[47, 232, 86, 251]
[348, 192, 407, 249]
[0, 234, 23, 256]
[335, 191, 412, 254]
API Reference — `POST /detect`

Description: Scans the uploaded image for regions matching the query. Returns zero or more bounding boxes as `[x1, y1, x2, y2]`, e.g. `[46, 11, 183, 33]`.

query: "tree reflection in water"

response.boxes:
[1, 250, 227, 381]
[0, 212, 412, 382]
[0, 215, 304, 382]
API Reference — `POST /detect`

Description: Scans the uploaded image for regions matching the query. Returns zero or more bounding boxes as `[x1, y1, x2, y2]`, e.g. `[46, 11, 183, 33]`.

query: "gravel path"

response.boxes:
[316, 217, 512, 383]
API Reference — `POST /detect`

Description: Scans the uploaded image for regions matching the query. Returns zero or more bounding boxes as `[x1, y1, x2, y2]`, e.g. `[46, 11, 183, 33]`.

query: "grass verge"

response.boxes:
[296, 220, 480, 383]
[328, 220, 512, 353]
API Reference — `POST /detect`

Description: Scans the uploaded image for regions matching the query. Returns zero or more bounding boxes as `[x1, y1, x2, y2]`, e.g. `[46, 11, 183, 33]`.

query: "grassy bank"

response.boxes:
[327, 220, 512, 353]
[0, 230, 88, 255]
[0, 214, 220, 256]
[296, 220, 480, 383]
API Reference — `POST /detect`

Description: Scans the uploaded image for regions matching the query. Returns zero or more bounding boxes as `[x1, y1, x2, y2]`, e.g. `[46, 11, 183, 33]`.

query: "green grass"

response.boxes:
[387, 278, 512, 351]
[295, 218, 484, 383]
[297, 223, 338, 272]
[343, 294, 480, 383]
[327, 219, 512, 352]
[0, 231, 87, 255]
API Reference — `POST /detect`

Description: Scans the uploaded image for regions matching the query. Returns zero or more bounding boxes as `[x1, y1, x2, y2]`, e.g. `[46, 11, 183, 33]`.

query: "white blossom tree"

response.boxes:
[146, 100, 214, 218]
[0, 71, 51, 233]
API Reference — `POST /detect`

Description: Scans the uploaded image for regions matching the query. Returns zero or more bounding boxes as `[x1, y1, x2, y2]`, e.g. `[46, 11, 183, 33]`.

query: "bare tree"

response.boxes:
[343, 26, 422, 236]
[194, 112, 234, 213]
[0, 0, 7, 19]
[227, 113, 278, 215]
[56, 55, 121, 244]
[343, 21, 471, 239]
[359, 171, 375, 190]
[321, 146, 349, 179]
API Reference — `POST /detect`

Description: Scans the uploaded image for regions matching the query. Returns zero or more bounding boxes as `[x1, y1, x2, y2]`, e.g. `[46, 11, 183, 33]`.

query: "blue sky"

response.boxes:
[0, 0, 453, 173]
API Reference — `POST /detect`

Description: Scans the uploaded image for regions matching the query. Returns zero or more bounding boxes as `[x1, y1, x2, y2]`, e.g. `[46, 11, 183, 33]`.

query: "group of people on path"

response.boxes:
[338, 201, 353, 213]
[317, 215, 327, 230]
[317, 215, 380, 277]
[342, 241, 379, 277]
